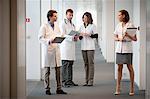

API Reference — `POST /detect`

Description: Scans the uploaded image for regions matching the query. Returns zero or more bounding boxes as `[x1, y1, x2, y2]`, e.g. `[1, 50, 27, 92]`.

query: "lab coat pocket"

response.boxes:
[48, 44, 57, 53]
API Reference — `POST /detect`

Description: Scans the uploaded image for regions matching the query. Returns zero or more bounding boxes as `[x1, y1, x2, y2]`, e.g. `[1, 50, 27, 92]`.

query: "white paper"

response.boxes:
[124, 28, 137, 41]
[126, 28, 137, 36]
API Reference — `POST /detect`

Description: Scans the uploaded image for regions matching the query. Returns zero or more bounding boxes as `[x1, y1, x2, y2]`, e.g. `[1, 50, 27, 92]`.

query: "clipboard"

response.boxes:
[68, 30, 80, 36]
[52, 37, 65, 43]
[124, 27, 137, 41]
[126, 27, 137, 36]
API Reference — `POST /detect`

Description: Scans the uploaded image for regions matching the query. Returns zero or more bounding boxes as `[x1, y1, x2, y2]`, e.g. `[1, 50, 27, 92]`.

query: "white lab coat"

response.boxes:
[114, 22, 135, 53]
[38, 22, 62, 68]
[60, 19, 76, 60]
[79, 24, 97, 50]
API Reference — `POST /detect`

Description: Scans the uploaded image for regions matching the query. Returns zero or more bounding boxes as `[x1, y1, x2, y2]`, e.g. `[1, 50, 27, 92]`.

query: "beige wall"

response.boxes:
[17, 0, 26, 97]
[10, 0, 26, 98]
[0, 0, 10, 98]
[0, 0, 26, 98]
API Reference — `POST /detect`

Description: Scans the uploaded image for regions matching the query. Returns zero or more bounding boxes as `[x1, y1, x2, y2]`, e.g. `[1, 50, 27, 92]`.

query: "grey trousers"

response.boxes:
[62, 60, 74, 84]
[82, 50, 95, 85]
[44, 67, 61, 90]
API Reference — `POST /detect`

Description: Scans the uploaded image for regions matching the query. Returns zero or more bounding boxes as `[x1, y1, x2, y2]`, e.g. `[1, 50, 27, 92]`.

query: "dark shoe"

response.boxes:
[69, 81, 78, 86]
[62, 82, 71, 88]
[63, 84, 71, 88]
[72, 83, 78, 86]
[45, 90, 51, 95]
[87, 84, 93, 86]
[56, 89, 67, 94]
[83, 84, 88, 86]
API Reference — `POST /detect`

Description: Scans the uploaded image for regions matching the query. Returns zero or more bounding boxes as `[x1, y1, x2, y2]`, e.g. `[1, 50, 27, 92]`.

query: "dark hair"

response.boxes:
[83, 12, 93, 24]
[119, 10, 130, 23]
[47, 10, 57, 21]
[66, 9, 73, 15]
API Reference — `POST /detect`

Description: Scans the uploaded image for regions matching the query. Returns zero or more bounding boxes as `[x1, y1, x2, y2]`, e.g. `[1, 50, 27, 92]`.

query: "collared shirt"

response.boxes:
[48, 21, 54, 30]
[79, 23, 97, 50]
[114, 22, 135, 53]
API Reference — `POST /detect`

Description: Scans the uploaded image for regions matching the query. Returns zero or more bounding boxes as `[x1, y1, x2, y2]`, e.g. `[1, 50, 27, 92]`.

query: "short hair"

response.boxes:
[83, 12, 93, 24]
[47, 10, 57, 21]
[119, 10, 130, 23]
[66, 9, 73, 15]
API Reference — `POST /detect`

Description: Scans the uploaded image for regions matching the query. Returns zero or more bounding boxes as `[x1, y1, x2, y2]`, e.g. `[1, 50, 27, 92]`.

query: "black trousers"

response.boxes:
[62, 60, 74, 84]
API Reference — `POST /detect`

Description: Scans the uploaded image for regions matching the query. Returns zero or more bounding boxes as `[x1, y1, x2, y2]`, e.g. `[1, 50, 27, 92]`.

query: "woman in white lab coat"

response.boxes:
[79, 12, 97, 86]
[114, 10, 137, 96]
[38, 10, 67, 95]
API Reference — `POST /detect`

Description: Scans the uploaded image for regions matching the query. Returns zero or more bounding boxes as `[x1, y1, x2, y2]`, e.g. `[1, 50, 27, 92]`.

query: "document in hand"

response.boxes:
[126, 27, 137, 36]
[124, 27, 137, 41]
[68, 30, 80, 36]
[52, 37, 65, 43]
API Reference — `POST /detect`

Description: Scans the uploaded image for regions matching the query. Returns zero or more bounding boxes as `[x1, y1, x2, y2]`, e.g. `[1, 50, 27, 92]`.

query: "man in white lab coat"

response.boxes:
[38, 10, 67, 95]
[60, 9, 78, 87]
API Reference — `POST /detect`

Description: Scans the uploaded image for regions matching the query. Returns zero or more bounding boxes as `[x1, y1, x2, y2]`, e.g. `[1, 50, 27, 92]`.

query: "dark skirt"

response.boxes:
[116, 53, 133, 64]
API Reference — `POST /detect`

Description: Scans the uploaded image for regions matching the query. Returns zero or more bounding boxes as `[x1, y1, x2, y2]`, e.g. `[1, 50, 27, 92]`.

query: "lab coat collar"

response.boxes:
[64, 18, 72, 24]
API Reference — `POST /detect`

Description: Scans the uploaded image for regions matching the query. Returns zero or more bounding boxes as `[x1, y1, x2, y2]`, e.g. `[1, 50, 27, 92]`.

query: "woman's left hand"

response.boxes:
[124, 32, 137, 41]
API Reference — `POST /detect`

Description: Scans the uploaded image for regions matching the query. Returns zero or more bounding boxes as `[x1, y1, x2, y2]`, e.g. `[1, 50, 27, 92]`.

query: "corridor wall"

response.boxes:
[0, 0, 11, 98]
[133, 0, 146, 90]
[101, 0, 115, 62]
[26, 0, 41, 80]
[146, 0, 150, 98]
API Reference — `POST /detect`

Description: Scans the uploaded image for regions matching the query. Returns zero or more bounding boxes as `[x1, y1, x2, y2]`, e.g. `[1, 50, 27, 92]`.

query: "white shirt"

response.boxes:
[79, 24, 97, 50]
[60, 19, 76, 60]
[114, 22, 135, 53]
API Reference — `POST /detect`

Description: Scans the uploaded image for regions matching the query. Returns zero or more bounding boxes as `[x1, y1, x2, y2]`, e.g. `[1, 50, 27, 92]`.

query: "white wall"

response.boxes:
[41, 0, 51, 24]
[139, 0, 146, 90]
[133, 0, 146, 90]
[101, 0, 115, 62]
[115, 0, 133, 26]
[96, 0, 102, 48]
[133, 0, 140, 88]
[26, 0, 41, 80]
